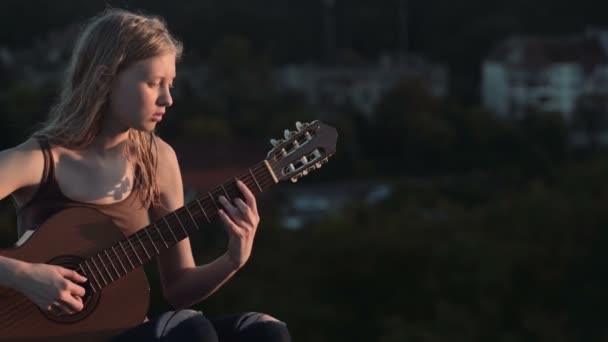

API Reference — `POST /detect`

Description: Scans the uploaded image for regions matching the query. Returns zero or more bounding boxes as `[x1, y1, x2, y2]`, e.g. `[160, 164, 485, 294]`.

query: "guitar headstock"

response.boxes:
[266, 120, 337, 183]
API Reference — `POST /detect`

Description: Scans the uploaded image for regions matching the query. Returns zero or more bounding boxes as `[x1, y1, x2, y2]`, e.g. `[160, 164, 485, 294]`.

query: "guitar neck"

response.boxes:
[78, 160, 277, 292]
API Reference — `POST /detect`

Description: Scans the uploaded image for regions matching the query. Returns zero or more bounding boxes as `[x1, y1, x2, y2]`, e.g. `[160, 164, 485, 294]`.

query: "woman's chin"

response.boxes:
[131, 121, 158, 133]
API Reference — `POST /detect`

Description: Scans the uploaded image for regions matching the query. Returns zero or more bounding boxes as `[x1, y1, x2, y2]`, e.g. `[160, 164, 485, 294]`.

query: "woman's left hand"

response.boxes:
[217, 180, 260, 269]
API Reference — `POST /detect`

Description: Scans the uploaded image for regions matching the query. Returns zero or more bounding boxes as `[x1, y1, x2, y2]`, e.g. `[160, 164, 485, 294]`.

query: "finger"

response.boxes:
[234, 198, 254, 221]
[47, 302, 60, 313]
[219, 196, 243, 222]
[59, 267, 88, 283]
[51, 301, 73, 316]
[218, 209, 240, 234]
[69, 283, 86, 297]
[219, 211, 244, 238]
[61, 294, 84, 313]
[237, 180, 258, 213]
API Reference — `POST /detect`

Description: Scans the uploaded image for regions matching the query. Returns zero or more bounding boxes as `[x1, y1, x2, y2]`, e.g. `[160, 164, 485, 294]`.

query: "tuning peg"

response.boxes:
[296, 121, 304, 131]
[270, 138, 280, 147]
[284, 129, 292, 140]
[315, 162, 322, 168]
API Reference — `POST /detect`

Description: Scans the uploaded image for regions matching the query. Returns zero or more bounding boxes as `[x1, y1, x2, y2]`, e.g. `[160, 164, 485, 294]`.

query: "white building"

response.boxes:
[274, 181, 393, 230]
[481, 30, 608, 122]
[273, 55, 448, 117]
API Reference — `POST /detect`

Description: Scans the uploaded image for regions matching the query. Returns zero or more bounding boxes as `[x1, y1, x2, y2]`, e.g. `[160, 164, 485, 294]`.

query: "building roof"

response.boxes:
[486, 32, 608, 72]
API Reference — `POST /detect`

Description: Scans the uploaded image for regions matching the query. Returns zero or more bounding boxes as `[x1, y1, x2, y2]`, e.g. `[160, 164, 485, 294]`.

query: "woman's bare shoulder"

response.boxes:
[11, 137, 43, 153]
[152, 136, 182, 195]
[3, 138, 44, 167]
[0, 138, 45, 200]
[154, 136, 179, 166]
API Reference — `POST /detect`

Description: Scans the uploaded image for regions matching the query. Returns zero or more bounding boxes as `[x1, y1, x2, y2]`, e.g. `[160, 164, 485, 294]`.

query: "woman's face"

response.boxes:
[107, 52, 176, 133]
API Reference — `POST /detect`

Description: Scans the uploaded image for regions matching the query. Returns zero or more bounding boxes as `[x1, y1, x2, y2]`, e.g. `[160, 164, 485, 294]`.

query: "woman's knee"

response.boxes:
[236, 312, 291, 342]
[159, 309, 219, 342]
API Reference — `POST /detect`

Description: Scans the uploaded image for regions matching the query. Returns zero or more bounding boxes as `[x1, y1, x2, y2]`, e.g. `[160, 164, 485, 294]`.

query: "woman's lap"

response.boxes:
[111, 309, 291, 342]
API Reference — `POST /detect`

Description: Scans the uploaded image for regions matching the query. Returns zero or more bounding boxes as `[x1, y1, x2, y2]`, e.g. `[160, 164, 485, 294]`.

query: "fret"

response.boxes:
[233, 177, 240, 194]
[119, 240, 135, 269]
[136, 231, 151, 259]
[83, 260, 101, 290]
[127, 237, 143, 264]
[185, 205, 200, 231]
[144, 228, 160, 254]
[105, 249, 121, 277]
[221, 184, 231, 201]
[112, 246, 128, 274]
[173, 212, 188, 236]
[195, 198, 210, 223]
[154, 223, 169, 248]
[208, 192, 219, 210]
[90, 256, 108, 286]
[249, 169, 263, 193]
[97, 253, 114, 282]
[263, 160, 278, 184]
[163, 217, 179, 242]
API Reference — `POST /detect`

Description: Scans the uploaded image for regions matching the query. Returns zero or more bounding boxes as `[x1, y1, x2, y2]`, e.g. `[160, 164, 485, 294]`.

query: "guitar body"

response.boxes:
[0, 208, 150, 342]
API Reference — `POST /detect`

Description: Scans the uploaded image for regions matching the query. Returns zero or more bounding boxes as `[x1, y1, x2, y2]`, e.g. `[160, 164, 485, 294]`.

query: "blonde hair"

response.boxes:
[32, 8, 183, 208]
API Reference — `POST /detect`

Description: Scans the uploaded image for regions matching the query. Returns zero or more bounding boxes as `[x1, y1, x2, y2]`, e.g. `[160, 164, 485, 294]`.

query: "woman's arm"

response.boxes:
[0, 255, 30, 288]
[0, 139, 88, 315]
[0, 138, 46, 287]
[151, 138, 260, 309]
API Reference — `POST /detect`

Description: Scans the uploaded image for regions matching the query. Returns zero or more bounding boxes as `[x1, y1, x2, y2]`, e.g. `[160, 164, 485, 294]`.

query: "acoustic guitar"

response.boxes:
[0, 120, 337, 341]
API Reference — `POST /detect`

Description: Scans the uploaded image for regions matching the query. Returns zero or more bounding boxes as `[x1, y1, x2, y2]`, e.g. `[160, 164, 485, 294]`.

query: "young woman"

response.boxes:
[0, 8, 291, 342]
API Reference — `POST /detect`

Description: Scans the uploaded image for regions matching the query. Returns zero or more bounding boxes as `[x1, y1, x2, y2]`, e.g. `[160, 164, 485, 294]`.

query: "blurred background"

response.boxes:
[1, 0, 608, 340]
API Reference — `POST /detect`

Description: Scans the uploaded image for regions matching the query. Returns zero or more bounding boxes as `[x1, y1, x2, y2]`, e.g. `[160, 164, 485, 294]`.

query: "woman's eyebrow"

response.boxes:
[150, 75, 176, 80]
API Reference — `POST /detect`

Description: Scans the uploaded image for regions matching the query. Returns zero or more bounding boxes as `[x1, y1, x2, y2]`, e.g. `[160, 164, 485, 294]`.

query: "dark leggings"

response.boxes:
[111, 310, 291, 342]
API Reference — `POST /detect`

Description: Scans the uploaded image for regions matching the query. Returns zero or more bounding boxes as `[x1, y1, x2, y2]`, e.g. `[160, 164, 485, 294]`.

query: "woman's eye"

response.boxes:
[146, 81, 173, 89]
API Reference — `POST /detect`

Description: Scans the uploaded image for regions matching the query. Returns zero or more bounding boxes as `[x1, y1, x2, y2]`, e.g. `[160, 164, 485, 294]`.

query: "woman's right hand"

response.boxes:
[16, 263, 88, 316]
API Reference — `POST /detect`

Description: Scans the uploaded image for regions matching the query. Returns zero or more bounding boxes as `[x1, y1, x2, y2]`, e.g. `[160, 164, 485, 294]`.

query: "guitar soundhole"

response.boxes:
[42, 255, 101, 324]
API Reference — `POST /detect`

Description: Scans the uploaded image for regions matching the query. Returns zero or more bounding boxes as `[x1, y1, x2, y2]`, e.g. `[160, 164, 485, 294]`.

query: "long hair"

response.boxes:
[32, 8, 183, 208]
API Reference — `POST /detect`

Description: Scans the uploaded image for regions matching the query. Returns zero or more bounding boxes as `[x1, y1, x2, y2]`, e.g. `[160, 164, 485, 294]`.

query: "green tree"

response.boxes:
[571, 94, 608, 153]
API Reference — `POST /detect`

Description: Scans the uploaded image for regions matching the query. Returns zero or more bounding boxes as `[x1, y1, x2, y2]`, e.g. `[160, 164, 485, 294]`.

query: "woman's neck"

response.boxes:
[86, 131, 130, 160]
[87, 117, 132, 159]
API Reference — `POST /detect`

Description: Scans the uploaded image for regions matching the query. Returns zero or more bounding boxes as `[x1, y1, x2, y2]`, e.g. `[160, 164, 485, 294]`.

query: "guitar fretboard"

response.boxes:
[77, 161, 276, 292]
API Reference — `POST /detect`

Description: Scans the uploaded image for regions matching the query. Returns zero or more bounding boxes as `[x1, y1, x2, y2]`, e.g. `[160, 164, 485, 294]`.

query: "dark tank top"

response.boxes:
[15, 139, 151, 239]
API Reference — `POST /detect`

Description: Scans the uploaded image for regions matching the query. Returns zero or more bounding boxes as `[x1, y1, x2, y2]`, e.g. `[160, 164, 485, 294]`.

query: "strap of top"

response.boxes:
[36, 138, 55, 191]
[14, 138, 55, 215]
